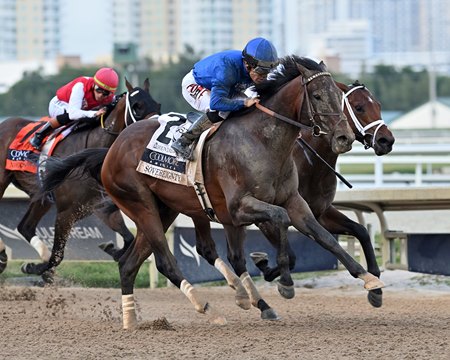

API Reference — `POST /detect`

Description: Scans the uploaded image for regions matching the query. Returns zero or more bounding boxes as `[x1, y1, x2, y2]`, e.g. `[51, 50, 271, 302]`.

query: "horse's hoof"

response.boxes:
[0, 250, 7, 274]
[235, 296, 251, 310]
[21, 262, 33, 274]
[277, 281, 295, 299]
[250, 252, 269, 266]
[261, 308, 280, 321]
[42, 269, 55, 284]
[99, 241, 115, 255]
[368, 288, 383, 308]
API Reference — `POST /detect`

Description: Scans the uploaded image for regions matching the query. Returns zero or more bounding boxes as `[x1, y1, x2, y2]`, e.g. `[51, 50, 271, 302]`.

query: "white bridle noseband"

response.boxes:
[341, 85, 386, 149]
[125, 90, 140, 126]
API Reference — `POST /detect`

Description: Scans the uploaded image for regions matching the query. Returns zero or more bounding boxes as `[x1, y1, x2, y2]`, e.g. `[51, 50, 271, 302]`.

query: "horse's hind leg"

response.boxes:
[114, 194, 225, 329]
[223, 224, 279, 320]
[17, 201, 52, 263]
[118, 229, 152, 329]
[193, 218, 250, 310]
[93, 200, 135, 261]
[318, 207, 383, 308]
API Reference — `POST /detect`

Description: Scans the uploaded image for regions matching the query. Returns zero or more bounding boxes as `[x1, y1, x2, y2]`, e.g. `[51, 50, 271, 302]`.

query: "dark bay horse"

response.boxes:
[0, 79, 161, 280]
[85, 82, 395, 311]
[40, 56, 384, 329]
[250, 81, 395, 308]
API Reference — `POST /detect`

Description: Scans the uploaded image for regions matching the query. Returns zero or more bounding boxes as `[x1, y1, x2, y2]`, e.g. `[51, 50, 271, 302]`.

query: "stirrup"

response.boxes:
[171, 141, 194, 160]
[29, 136, 42, 150]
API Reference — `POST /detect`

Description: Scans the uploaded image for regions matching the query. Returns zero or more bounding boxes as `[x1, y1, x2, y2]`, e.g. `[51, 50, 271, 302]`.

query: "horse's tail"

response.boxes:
[41, 148, 109, 194]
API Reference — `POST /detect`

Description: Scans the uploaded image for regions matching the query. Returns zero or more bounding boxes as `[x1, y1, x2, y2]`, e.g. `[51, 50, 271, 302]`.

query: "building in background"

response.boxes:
[16, 0, 59, 61]
[1, 0, 450, 92]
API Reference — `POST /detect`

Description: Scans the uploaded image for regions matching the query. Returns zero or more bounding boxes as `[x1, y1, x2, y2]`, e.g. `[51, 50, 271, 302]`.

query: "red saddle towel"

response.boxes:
[5, 117, 62, 173]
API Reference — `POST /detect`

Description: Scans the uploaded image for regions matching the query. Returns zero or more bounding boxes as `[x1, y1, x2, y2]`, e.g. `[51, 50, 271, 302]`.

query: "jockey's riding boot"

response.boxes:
[171, 113, 213, 160]
[29, 122, 53, 150]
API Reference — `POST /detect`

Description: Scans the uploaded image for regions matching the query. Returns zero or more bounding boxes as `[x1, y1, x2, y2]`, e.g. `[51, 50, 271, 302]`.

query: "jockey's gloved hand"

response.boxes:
[95, 107, 107, 117]
[244, 86, 258, 98]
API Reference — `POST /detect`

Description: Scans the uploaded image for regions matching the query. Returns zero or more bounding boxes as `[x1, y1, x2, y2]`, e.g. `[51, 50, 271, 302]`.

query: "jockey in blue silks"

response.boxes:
[171, 37, 279, 160]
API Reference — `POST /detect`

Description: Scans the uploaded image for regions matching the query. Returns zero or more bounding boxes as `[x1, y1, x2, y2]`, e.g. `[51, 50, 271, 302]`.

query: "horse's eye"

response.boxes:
[355, 105, 363, 112]
[313, 92, 321, 100]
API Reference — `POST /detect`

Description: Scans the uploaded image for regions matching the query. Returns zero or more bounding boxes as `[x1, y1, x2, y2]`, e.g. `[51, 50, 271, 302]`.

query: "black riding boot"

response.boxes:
[171, 113, 213, 160]
[29, 122, 54, 150]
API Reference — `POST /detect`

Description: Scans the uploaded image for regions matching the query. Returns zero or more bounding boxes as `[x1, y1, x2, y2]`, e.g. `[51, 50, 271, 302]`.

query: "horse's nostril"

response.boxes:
[337, 135, 351, 145]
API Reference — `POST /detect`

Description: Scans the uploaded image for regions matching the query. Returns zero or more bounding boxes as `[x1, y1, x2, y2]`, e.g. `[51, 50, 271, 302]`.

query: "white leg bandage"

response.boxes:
[30, 236, 51, 262]
[215, 258, 251, 310]
[122, 294, 137, 330]
[181, 279, 207, 313]
[240, 272, 261, 306]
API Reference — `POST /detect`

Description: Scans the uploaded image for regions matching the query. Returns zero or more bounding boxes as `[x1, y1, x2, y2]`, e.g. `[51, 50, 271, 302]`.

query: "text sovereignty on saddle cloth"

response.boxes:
[136, 113, 202, 186]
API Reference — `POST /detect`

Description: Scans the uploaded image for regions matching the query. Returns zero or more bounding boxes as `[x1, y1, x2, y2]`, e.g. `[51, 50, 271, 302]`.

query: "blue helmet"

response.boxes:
[242, 37, 278, 72]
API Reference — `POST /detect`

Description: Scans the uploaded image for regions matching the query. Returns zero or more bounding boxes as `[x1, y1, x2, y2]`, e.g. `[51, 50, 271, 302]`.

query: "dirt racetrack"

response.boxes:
[1, 270, 450, 360]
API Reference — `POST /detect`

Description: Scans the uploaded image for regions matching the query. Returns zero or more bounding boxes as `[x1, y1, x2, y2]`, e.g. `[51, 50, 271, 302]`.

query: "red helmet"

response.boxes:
[94, 67, 119, 92]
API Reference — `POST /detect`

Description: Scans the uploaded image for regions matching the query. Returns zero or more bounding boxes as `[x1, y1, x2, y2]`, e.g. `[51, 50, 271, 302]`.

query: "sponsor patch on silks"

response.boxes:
[6, 119, 74, 174]
[136, 112, 207, 186]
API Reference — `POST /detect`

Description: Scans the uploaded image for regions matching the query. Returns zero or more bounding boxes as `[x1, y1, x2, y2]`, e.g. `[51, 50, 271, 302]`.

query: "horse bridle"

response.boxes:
[341, 85, 386, 149]
[100, 89, 147, 135]
[256, 71, 344, 137]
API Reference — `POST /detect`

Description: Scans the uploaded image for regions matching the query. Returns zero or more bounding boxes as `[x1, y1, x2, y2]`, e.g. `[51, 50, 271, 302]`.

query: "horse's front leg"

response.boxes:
[22, 209, 77, 283]
[231, 196, 294, 299]
[93, 201, 135, 261]
[317, 206, 383, 308]
[251, 222, 297, 282]
[285, 194, 384, 291]
[223, 224, 279, 320]
[17, 201, 53, 263]
[193, 218, 251, 311]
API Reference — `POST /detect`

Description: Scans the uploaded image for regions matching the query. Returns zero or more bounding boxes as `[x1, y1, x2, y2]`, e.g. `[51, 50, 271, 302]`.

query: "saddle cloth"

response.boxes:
[5, 118, 74, 174]
[136, 113, 221, 221]
[136, 112, 212, 186]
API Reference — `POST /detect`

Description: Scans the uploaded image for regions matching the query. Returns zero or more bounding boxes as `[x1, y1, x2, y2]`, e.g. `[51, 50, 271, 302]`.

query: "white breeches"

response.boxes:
[181, 70, 211, 113]
[48, 96, 69, 118]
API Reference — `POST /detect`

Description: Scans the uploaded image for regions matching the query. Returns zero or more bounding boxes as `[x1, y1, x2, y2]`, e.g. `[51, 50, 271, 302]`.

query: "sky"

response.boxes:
[59, 0, 112, 64]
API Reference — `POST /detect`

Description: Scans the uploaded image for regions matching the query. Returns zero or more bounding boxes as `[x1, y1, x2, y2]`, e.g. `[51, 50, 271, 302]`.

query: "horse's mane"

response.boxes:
[255, 55, 324, 100]
[105, 92, 126, 114]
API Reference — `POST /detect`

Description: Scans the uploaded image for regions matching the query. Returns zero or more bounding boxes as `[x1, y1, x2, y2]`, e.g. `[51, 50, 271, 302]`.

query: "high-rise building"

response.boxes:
[0, 0, 16, 61]
[15, 0, 59, 61]
[126, 0, 276, 64]
[287, 0, 450, 76]
[1, 0, 450, 89]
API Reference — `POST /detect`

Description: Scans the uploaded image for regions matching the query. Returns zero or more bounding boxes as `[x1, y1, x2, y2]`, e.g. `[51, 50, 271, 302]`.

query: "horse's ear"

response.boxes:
[125, 77, 133, 91]
[144, 78, 150, 93]
[335, 81, 347, 92]
[296, 63, 313, 78]
[318, 61, 328, 71]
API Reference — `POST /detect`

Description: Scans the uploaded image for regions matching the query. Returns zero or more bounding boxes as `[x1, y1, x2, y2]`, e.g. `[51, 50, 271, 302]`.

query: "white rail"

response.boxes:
[336, 143, 450, 188]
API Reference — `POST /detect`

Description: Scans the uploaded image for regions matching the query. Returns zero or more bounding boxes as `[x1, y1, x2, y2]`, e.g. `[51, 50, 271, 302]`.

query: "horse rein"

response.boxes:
[100, 90, 143, 136]
[342, 85, 386, 149]
[255, 71, 342, 137]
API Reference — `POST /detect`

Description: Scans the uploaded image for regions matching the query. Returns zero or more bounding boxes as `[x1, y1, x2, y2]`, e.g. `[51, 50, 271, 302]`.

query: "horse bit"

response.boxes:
[341, 85, 386, 149]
